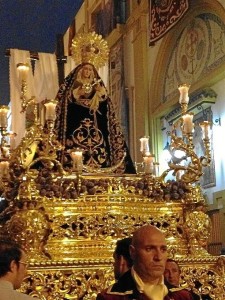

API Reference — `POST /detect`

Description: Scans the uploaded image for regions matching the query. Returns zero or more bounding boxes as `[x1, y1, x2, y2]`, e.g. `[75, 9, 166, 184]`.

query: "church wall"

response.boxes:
[146, 0, 225, 250]
[75, 2, 86, 32]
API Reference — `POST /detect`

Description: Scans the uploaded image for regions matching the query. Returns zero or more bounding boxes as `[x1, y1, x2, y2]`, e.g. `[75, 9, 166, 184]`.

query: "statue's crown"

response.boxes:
[71, 32, 109, 69]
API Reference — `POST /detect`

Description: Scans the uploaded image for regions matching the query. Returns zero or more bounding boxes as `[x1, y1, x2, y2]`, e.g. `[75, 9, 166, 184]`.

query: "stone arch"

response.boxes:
[150, 0, 225, 117]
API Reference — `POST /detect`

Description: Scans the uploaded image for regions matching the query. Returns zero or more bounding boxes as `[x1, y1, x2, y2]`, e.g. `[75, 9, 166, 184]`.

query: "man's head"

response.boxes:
[0, 239, 28, 289]
[164, 259, 181, 287]
[113, 237, 133, 280]
[130, 225, 167, 284]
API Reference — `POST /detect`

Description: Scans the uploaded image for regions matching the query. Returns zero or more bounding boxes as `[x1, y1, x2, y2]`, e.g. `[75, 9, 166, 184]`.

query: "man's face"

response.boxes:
[130, 230, 167, 283]
[13, 251, 28, 289]
[164, 261, 180, 287]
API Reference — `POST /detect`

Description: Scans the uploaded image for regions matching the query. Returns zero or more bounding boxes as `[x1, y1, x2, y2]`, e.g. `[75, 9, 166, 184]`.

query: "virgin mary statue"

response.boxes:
[55, 32, 136, 174]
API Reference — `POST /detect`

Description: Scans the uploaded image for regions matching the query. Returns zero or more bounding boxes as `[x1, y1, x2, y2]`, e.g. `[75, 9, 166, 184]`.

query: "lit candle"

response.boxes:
[44, 100, 58, 121]
[178, 84, 190, 105]
[200, 121, 212, 139]
[140, 136, 150, 155]
[0, 105, 9, 128]
[182, 113, 194, 134]
[70, 150, 83, 172]
[17, 63, 29, 82]
[143, 155, 154, 174]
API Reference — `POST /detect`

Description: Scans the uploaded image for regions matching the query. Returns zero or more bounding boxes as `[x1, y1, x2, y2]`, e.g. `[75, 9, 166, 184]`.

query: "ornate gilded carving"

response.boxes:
[1, 154, 223, 298]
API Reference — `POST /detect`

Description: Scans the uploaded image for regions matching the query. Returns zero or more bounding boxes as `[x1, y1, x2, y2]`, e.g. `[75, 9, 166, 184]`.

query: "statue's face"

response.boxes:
[82, 64, 93, 79]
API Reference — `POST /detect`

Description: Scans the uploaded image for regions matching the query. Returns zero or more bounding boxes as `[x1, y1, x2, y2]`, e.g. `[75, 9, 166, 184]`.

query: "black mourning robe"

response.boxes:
[55, 63, 136, 174]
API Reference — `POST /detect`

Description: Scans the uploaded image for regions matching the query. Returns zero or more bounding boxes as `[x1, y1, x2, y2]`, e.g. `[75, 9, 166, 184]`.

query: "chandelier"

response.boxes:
[160, 84, 212, 184]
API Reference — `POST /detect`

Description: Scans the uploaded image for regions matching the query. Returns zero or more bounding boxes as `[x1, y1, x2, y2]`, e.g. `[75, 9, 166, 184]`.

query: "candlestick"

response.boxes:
[70, 149, 83, 172]
[182, 113, 194, 134]
[199, 121, 212, 139]
[178, 84, 190, 105]
[17, 63, 29, 82]
[44, 100, 58, 121]
[143, 155, 154, 174]
[0, 105, 9, 128]
[140, 136, 150, 155]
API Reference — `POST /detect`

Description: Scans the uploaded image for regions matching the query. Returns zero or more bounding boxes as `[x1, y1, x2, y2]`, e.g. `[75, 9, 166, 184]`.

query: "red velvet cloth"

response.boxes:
[150, 0, 189, 45]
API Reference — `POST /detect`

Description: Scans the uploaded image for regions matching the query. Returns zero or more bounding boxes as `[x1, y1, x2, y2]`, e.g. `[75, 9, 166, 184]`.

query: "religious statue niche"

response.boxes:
[54, 32, 136, 174]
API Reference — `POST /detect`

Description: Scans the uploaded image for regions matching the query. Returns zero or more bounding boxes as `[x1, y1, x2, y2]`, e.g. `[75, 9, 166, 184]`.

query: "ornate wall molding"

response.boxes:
[150, 0, 225, 117]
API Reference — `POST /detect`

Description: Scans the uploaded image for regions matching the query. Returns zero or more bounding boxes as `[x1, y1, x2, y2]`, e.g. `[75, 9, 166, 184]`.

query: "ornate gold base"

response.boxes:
[21, 256, 224, 299]
[1, 172, 225, 299]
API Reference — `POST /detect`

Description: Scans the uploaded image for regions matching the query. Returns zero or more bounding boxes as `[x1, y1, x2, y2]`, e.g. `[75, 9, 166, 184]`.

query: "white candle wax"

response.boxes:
[178, 84, 190, 104]
[71, 151, 83, 172]
[140, 137, 150, 154]
[182, 113, 194, 134]
[143, 155, 154, 174]
[0, 106, 9, 128]
[200, 121, 211, 139]
[17, 63, 29, 82]
[45, 101, 57, 121]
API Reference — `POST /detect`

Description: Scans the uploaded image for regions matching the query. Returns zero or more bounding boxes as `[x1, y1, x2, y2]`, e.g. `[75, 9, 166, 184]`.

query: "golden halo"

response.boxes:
[71, 32, 109, 69]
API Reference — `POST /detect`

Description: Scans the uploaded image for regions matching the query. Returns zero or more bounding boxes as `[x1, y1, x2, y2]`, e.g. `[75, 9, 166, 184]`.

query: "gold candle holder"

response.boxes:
[17, 63, 36, 113]
[143, 154, 155, 174]
[199, 121, 212, 140]
[44, 99, 58, 121]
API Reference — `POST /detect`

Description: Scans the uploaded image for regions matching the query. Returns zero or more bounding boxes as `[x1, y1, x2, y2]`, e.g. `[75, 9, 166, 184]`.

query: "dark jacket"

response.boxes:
[96, 270, 195, 300]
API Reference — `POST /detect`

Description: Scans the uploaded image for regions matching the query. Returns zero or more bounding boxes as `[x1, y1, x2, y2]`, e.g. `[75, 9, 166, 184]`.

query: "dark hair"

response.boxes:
[166, 258, 181, 272]
[0, 239, 22, 277]
[115, 237, 133, 268]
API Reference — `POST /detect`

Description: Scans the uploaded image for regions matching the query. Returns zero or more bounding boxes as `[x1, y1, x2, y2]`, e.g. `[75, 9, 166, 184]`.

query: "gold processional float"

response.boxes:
[0, 32, 224, 299]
